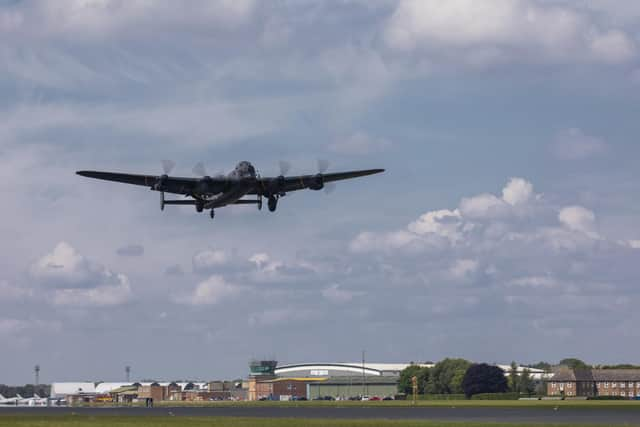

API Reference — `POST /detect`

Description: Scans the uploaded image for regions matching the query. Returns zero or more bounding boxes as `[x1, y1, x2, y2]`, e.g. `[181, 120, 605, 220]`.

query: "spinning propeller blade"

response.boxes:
[279, 160, 291, 176]
[161, 160, 175, 175]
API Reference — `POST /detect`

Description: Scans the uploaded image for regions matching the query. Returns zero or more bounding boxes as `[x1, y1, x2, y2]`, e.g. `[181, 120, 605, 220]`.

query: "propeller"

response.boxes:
[158, 160, 175, 211]
[279, 160, 291, 176]
[324, 182, 336, 194]
[317, 159, 330, 174]
[193, 162, 208, 177]
[317, 159, 335, 194]
[162, 160, 175, 175]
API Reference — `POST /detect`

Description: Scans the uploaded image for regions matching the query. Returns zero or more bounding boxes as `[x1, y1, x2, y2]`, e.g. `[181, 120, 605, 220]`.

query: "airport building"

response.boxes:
[247, 361, 548, 401]
[548, 368, 640, 398]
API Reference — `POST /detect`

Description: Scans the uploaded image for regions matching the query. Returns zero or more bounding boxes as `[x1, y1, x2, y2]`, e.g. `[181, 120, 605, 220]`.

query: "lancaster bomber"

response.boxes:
[76, 160, 384, 219]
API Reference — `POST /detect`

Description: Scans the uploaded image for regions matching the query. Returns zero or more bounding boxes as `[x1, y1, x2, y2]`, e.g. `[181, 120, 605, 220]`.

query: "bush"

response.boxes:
[418, 394, 466, 400]
[470, 393, 520, 400]
[588, 396, 629, 401]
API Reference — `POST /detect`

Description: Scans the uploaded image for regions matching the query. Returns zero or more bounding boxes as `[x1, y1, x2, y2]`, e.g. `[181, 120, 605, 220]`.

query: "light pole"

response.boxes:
[125, 366, 131, 382]
[34, 365, 40, 386]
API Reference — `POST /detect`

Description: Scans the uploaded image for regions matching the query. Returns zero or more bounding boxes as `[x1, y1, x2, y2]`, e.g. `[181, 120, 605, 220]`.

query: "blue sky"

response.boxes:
[1, 0, 640, 384]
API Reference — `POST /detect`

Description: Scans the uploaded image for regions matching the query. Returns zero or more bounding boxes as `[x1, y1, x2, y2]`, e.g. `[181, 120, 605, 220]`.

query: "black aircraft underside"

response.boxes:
[76, 161, 384, 219]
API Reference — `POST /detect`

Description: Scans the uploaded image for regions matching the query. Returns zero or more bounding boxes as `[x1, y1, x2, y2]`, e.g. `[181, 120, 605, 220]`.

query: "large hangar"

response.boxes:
[275, 363, 428, 378]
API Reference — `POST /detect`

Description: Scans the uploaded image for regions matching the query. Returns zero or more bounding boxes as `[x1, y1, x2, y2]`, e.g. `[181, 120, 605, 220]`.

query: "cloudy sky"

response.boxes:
[2, 0, 640, 384]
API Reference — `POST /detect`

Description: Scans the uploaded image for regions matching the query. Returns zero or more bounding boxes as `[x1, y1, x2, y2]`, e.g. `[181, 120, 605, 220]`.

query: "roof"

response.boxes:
[275, 363, 428, 377]
[109, 386, 139, 394]
[50, 383, 96, 397]
[95, 383, 132, 394]
[593, 370, 640, 381]
[551, 369, 640, 382]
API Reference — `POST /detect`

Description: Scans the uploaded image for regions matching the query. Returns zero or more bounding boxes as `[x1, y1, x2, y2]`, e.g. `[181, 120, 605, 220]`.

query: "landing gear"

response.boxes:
[257, 195, 263, 211]
[268, 195, 278, 212]
[210, 209, 215, 219]
[196, 200, 204, 213]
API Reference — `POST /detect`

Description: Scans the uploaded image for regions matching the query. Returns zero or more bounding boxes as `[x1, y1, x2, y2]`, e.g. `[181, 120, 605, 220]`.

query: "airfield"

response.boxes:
[4, 401, 640, 426]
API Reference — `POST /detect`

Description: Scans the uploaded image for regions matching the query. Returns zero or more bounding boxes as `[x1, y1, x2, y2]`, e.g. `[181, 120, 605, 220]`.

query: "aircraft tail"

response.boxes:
[16, 394, 23, 399]
[0, 394, 4, 399]
[34, 394, 40, 399]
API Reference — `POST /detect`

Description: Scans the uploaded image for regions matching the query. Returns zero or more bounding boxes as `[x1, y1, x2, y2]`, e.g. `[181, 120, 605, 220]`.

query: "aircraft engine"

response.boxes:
[154, 174, 169, 191]
[309, 173, 324, 190]
[269, 175, 286, 195]
[198, 176, 213, 193]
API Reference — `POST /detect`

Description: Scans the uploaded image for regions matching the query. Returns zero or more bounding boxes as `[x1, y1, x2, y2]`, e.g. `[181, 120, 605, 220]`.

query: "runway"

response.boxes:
[3, 406, 640, 424]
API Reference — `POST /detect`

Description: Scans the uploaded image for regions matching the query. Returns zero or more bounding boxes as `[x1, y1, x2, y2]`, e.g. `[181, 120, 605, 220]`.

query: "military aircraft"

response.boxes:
[0, 394, 19, 405]
[77, 160, 384, 219]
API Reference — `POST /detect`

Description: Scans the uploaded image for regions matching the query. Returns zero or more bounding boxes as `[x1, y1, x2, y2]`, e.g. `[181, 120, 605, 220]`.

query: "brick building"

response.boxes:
[548, 368, 640, 398]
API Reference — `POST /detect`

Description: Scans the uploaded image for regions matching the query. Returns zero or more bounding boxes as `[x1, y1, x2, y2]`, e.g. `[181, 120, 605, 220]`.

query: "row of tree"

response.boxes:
[398, 359, 537, 398]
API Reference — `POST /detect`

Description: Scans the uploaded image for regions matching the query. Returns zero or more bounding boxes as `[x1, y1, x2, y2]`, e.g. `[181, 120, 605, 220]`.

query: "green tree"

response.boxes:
[398, 364, 422, 394]
[462, 363, 509, 398]
[519, 368, 534, 396]
[508, 361, 519, 393]
[416, 367, 431, 394]
[426, 358, 471, 394]
[559, 358, 589, 370]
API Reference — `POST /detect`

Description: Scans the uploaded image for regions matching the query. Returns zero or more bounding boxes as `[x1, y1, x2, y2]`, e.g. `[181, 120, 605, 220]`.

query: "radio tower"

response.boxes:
[125, 366, 131, 382]
[34, 365, 40, 386]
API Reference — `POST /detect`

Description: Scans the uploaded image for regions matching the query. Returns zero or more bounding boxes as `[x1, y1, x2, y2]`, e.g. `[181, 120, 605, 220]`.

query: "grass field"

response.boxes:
[0, 417, 628, 427]
[148, 399, 640, 409]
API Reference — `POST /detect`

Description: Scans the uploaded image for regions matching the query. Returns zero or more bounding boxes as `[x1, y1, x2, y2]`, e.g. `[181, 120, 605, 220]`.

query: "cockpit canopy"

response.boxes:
[234, 161, 256, 178]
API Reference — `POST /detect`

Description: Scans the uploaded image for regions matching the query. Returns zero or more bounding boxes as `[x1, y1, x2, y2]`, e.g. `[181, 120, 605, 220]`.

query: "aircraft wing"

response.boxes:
[75, 171, 227, 195]
[255, 168, 385, 193]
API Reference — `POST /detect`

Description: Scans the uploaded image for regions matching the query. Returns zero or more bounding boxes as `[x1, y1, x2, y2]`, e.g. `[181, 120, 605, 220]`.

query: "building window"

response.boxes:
[621, 383, 626, 388]
[612, 382, 617, 388]
[605, 383, 609, 389]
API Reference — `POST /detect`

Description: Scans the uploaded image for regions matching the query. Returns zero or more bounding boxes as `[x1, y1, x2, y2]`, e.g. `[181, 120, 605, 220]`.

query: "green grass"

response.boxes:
[0, 417, 628, 427]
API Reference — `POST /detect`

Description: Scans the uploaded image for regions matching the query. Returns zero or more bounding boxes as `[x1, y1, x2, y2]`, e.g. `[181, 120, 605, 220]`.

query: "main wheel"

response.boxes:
[196, 201, 204, 213]
[210, 209, 215, 219]
[268, 196, 277, 212]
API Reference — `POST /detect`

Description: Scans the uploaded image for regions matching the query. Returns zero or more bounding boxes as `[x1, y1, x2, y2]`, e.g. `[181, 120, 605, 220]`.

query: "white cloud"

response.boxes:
[8, 0, 256, 39]
[508, 276, 559, 289]
[589, 30, 636, 64]
[459, 194, 506, 219]
[29, 242, 133, 306]
[558, 206, 598, 237]
[408, 209, 463, 240]
[448, 259, 479, 280]
[0, 280, 31, 301]
[552, 128, 607, 160]
[322, 284, 361, 304]
[384, 0, 636, 65]
[52, 273, 132, 307]
[328, 132, 391, 155]
[180, 275, 240, 306]
[248, 307, 319, 327]
[502, 177, 534, 206]
[193, 249, 230, 273]
[29, 242, 97, 288]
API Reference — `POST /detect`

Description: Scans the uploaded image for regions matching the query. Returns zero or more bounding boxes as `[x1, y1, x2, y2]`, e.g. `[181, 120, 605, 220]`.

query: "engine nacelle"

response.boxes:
[154, 174, 169, 191]
[309, 174, 324, 190]
[269, 175, 286, 195]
